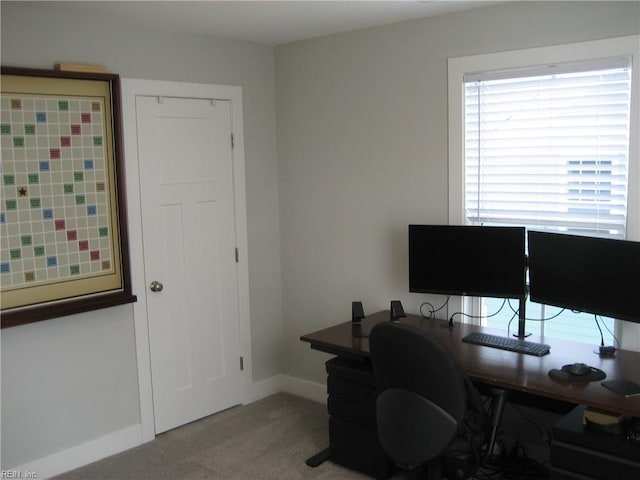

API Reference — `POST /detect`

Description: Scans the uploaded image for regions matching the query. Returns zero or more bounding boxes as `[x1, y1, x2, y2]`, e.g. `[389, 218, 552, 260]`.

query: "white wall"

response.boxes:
[2, 0, 640, 473]
[275, 1, 640, 385]
[1, 306, 140, 468]
[1, 1, 283, 470]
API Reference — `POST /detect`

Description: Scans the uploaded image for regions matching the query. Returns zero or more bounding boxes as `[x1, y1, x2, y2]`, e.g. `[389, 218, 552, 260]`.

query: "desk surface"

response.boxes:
[301, 310, 640, 418]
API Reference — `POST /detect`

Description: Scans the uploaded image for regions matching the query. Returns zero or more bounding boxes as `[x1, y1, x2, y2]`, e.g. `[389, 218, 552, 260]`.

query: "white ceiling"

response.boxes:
[66, 1, 503, 46]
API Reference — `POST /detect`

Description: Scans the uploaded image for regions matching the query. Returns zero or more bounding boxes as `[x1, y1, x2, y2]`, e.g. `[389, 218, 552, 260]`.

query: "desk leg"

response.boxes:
[305, 447, 330, 467]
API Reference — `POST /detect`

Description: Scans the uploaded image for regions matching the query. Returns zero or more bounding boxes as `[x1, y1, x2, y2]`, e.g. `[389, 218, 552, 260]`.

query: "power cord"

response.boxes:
[597, 315, 620, 348]
[476, 441, 549, 480]
[419, 296, 449, 319]
[594, 314, 620, 356]
[474, 401, 551, 479]
[510, 404, 547, 441]
[448, 298, 508, 327]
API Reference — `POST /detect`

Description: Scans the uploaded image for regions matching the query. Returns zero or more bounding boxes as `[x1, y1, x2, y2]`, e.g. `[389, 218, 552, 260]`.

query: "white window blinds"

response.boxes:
[464, 58, 632, 239]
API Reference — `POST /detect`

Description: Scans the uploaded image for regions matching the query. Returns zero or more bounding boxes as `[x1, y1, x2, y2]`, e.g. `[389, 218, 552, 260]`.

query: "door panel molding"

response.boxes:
[121, 78, 252, 441]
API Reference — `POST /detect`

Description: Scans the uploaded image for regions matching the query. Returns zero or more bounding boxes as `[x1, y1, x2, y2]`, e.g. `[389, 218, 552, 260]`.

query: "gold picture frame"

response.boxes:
[1, 67, 136, 328]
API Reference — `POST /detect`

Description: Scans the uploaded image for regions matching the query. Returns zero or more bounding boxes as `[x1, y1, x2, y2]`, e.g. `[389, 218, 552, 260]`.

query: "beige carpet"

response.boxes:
[54, 393, 371, 479]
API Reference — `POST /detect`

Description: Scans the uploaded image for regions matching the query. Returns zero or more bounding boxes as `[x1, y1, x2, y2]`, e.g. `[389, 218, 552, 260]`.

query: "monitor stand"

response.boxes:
[513, 297, 531, 339]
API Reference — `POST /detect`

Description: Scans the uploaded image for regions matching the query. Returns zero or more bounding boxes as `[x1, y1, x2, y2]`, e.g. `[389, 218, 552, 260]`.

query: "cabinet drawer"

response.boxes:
[326, 356, 375, 385]
[329, 416, 395, 480]
[328, 395, 376, 426]
[551, 440, 640, 479]
[549, 465, 596, 480]
[327, 374, 376, 405]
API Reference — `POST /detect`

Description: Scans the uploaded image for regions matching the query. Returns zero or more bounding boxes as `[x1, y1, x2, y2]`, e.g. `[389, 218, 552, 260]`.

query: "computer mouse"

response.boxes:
[566, 363, 591, 376]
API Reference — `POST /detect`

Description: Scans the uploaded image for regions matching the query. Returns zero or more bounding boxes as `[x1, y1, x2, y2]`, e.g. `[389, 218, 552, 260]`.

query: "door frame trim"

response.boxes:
[121, 78, 252, 441]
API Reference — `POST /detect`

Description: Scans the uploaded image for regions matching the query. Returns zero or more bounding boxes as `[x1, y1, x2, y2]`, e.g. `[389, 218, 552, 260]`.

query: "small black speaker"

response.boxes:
[352, 301, 365, 324]
[390, 300, 406, 322]
[352, 301, 367, 338]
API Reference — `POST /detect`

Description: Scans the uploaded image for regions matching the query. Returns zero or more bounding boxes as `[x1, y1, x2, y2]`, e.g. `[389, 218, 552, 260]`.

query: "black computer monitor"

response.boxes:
[408, 225, 526, 299]
[528, 231, 640, 323]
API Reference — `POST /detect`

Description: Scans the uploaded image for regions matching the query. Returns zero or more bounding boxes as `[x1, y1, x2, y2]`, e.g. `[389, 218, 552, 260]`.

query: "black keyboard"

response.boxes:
[462, 331, 550, 357]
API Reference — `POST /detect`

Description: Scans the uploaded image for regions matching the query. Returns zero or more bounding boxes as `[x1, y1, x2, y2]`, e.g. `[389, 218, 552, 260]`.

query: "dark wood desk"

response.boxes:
[301, 310, 640, 478]
[301, 310, 640, 418]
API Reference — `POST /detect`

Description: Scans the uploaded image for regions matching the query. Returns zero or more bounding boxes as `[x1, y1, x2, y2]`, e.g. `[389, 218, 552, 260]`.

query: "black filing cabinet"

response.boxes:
[550, 406, 640, 479]
[325, 356, 396, 479]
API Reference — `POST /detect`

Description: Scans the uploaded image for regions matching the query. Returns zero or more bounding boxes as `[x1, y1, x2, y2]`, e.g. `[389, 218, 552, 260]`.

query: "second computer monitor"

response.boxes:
[527, 231, 640, 323]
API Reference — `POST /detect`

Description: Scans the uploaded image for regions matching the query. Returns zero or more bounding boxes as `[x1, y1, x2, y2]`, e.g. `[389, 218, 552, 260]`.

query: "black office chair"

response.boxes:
[369, 322, 504, 479]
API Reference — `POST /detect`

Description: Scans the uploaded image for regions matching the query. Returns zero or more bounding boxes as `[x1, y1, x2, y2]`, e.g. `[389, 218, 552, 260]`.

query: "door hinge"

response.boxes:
[240, 356, 244, 371]
[231, 133, 235, 149]
[235, 247, 239, 263]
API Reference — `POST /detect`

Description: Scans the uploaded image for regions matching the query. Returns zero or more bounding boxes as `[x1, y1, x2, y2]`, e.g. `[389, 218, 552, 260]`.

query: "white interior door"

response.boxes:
[135, 95, 243, 433]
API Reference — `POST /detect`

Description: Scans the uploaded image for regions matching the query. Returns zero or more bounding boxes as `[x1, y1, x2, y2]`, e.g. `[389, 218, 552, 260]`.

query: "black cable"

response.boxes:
[506, 308, 519, 337]
[419, 296, 449, 319]
[472, 400, 552, 479]
[476, 441, 549, 480]
[594, 314, 606, 346]
[449, 297, 507, 326]
[596, 314, 621, 349]
[510, 404, 546, 440]
[506, 298, 566, 323]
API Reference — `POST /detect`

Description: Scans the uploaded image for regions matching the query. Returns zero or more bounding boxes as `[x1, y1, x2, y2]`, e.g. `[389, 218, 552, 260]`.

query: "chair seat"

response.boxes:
[377, 388, 458, 469]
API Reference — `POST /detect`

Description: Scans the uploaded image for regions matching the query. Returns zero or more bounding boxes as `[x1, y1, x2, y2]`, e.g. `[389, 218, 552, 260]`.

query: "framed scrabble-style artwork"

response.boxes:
[1, 67, 136, 328]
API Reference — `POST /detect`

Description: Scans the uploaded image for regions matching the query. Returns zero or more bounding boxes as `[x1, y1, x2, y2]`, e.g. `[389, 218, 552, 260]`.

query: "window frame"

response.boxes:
[447, 35, 640, 350]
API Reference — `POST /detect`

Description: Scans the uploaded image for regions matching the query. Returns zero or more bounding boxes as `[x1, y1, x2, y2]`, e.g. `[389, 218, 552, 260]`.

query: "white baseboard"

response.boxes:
[249, 373, 285, 401]
[14, 424, 145, 480]
[281, 375, 328, 404]
[250, 374, 327, 404]
[14, 375, 325, 479]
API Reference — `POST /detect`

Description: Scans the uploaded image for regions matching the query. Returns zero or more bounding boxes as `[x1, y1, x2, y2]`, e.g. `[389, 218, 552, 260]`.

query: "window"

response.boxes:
[464, 60, 631, 238]
[448, 36, 639, 346]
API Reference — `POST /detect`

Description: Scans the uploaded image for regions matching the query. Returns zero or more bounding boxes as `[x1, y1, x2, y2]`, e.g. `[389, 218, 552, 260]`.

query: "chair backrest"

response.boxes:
[369, 322, 470, 469]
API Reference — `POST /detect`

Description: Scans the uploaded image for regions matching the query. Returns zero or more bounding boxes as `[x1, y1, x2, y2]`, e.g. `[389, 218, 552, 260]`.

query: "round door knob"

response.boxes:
[150, 280, 164, 292]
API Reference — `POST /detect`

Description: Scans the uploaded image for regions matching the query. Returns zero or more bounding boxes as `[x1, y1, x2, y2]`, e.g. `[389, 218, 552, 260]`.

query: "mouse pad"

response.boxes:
[548, 364, 606, 382]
